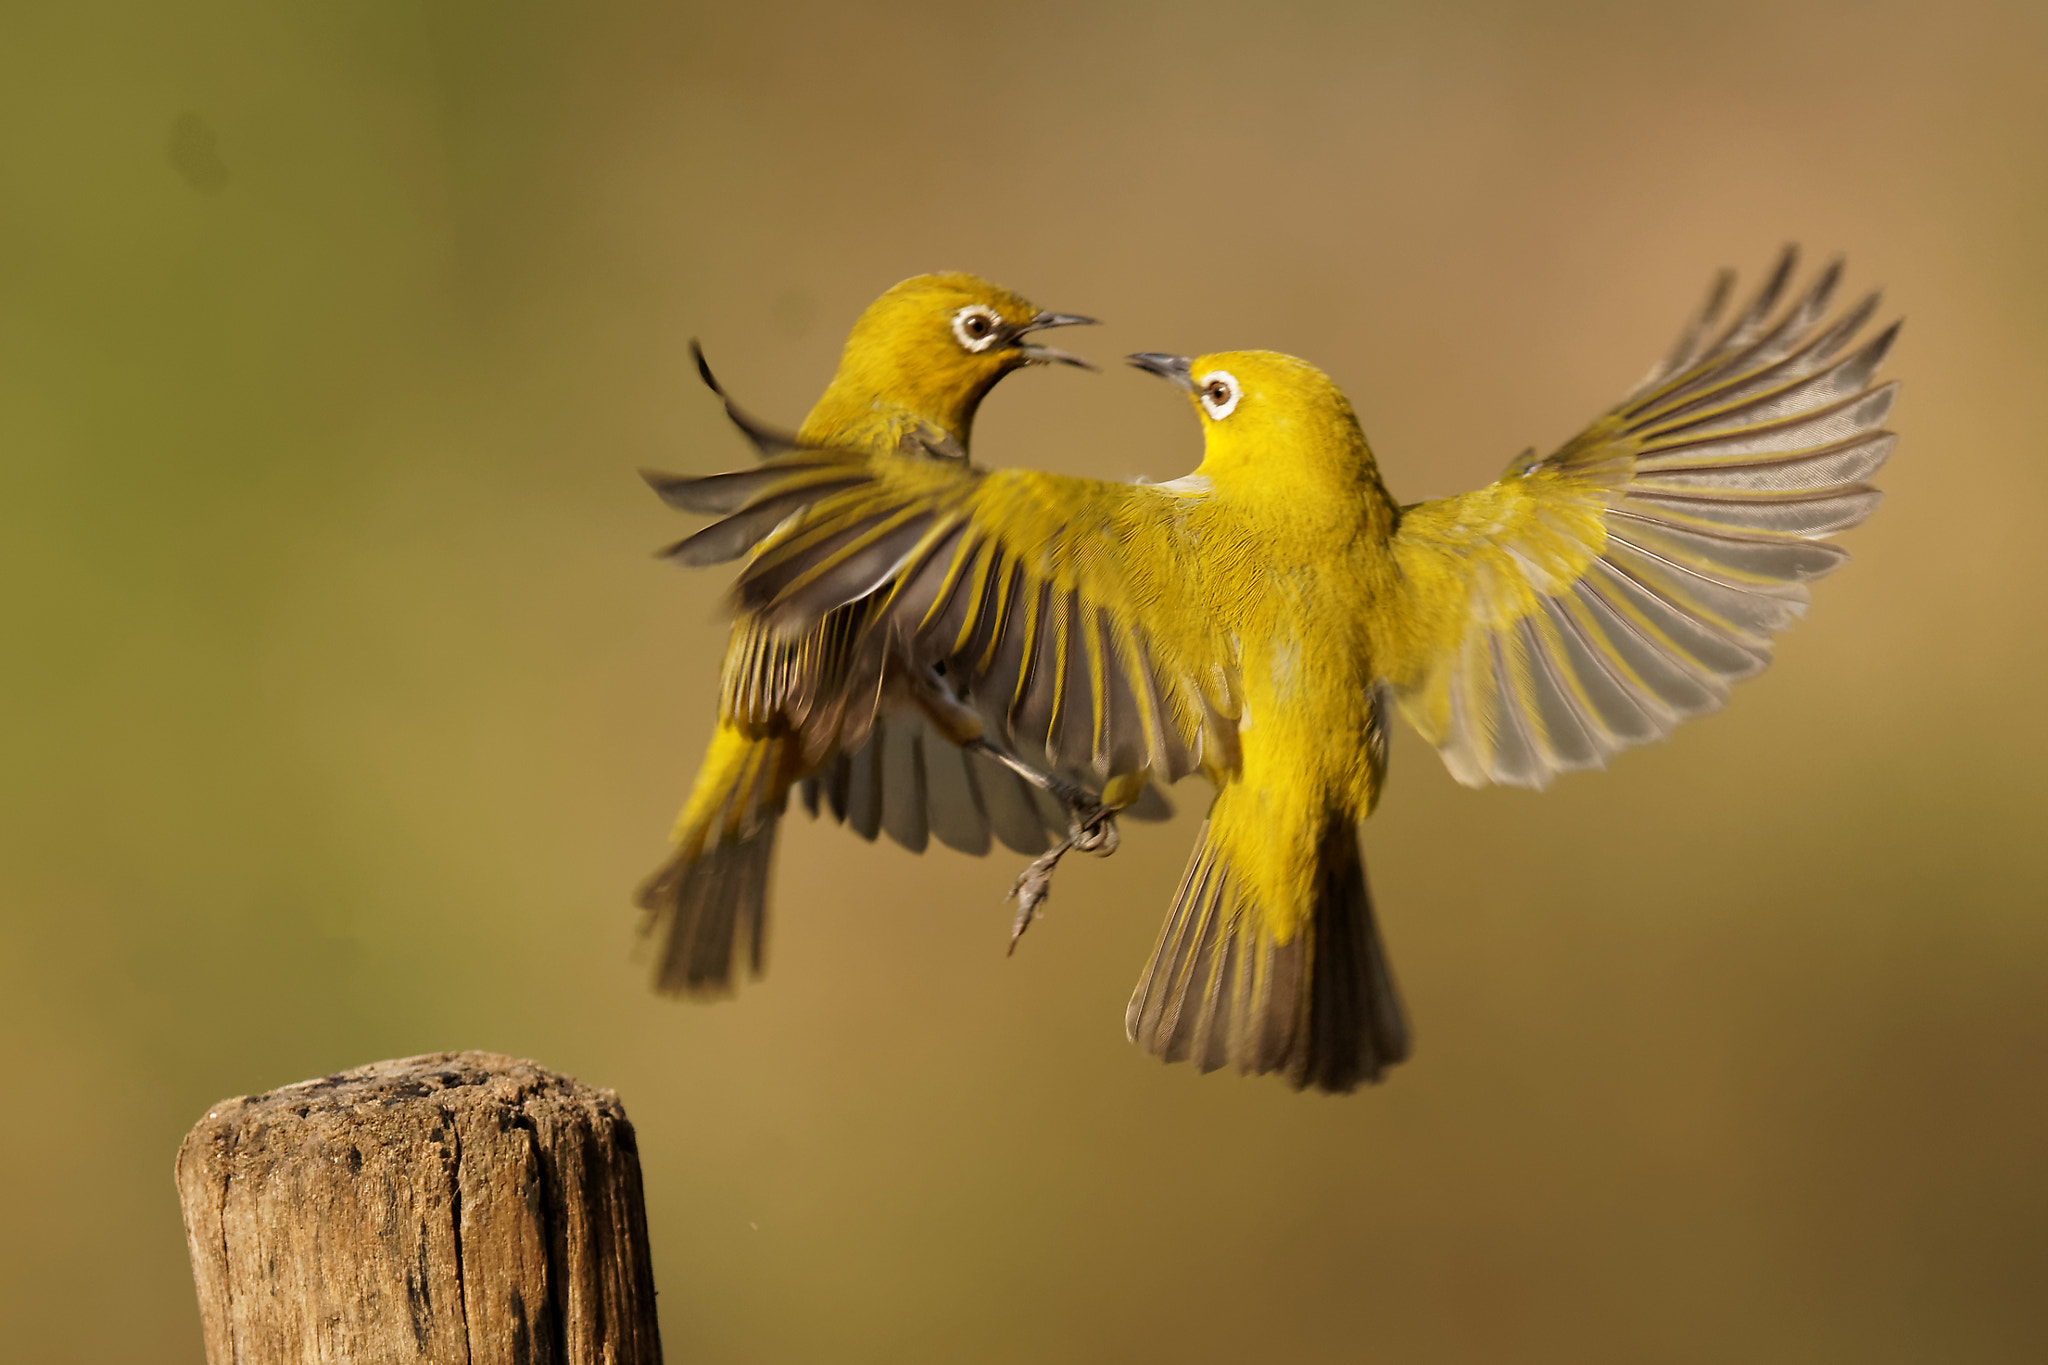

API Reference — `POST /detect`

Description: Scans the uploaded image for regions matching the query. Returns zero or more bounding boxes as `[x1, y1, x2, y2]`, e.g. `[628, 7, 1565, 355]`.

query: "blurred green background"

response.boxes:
[5, 1, 2046, 1361]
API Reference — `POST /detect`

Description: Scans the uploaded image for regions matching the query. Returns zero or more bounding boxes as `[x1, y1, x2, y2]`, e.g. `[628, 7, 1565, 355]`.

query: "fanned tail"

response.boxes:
[636, 725, 799, 995]
[1125, 814, 1409, 1093]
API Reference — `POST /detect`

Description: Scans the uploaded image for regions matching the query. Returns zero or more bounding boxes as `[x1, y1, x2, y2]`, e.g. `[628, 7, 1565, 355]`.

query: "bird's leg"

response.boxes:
[1002, 804, 1120, 954]
[963, 737, 1092, 812]
[1005, 840, 1071, 952]
[966, 742, 1121, 953]
[903, 660, 1121, 950]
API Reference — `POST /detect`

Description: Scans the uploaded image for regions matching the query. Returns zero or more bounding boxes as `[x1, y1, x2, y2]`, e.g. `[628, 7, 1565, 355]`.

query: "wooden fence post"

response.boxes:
[175, 1051, 663, 1365]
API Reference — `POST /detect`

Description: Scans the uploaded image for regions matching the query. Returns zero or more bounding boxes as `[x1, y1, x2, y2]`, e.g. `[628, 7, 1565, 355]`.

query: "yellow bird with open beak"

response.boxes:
[639, 273, 1098, 995]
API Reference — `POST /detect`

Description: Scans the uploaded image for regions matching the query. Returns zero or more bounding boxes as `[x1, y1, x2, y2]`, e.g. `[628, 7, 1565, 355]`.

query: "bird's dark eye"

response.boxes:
[1197, 370, 1241, 419]
[951, 304, 1005, 353]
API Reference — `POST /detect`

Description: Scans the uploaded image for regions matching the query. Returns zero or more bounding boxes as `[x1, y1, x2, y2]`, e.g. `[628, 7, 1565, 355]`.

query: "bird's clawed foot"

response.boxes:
[1005, 805, 1120, 955]
[958, 735, 1127, 953]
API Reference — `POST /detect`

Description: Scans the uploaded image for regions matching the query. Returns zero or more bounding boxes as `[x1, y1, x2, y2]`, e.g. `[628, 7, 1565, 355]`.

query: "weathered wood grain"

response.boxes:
[175, 1051, 663, 1365]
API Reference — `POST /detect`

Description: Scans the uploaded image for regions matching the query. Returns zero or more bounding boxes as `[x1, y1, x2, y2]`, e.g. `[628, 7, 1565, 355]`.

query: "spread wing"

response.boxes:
[654, 448, 1240, 792]
[1383, 248, 1899, 789]
[654, 353, 1181, 860]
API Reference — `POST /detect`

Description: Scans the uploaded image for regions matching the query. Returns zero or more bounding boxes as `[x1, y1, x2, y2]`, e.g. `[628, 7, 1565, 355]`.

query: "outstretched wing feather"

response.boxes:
[1389, 247, 1898, 789]
[658, 449, 1233, 794]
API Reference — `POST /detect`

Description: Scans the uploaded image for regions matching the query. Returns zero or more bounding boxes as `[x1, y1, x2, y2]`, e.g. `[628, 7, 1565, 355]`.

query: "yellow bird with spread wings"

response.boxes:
[639, 273, 1106, 994]
[652, 250, 1898, 1093]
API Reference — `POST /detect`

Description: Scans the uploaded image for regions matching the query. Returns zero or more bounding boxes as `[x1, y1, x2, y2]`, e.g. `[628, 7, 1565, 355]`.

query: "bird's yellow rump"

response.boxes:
[638, 273, 1101, 993]
[653, 249, 1899, 1093]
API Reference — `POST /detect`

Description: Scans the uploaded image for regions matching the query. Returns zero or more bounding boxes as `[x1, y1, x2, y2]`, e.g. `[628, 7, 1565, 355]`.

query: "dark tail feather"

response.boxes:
[637, 726, 794, 996]
[1299, 816, 1410, 1092]
[636, 816, 777, 996]
[1125, 816, 1409, 1093]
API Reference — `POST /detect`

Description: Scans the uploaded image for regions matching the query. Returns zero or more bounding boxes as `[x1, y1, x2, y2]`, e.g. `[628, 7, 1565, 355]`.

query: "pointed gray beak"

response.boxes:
[1012, 311, 1099, 370]
[1023, 311, 1097, 332]
[1127, 353, 1195, 391]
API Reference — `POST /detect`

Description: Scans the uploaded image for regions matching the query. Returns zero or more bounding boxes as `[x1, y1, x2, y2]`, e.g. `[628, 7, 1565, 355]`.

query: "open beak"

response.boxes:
[1127, 352, 1195, 391]
[1012, 311, 1099, 370]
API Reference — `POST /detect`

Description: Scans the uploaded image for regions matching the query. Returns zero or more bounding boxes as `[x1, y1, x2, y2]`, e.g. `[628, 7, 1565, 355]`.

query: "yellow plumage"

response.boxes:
[653, 249, 1899, 1093]
[638, 272, 1097, 992]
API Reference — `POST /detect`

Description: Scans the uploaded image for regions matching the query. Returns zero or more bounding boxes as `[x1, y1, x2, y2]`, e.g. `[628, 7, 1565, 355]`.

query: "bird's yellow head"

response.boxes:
[1129, 349, 1386, 500]
[802, 273, 1095, 452]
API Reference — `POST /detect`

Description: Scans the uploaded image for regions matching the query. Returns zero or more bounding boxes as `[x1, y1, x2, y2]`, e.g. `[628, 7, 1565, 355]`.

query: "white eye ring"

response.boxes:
[951, 304, 1005, 353]
[1197, 370, 1240, 419]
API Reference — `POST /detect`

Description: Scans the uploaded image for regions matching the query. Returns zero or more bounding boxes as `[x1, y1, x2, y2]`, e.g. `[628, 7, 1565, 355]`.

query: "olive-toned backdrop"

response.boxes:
[5, 3, 2044, 1361]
